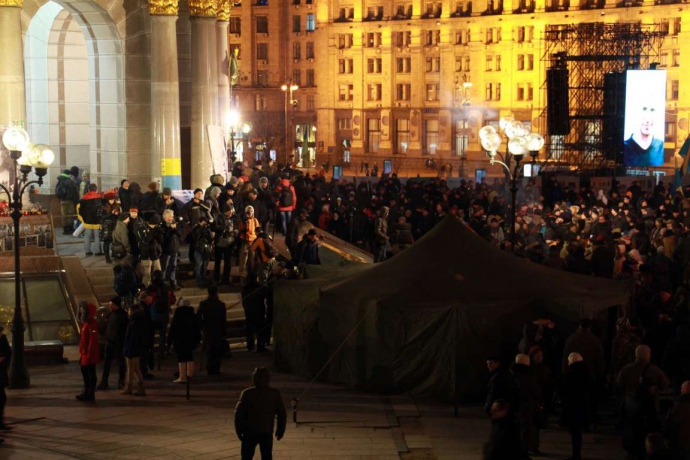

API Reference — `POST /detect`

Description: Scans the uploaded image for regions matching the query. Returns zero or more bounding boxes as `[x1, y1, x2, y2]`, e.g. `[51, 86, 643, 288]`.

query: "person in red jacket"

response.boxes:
[275, 177, 297, 234]
[77, 300, 100, 402]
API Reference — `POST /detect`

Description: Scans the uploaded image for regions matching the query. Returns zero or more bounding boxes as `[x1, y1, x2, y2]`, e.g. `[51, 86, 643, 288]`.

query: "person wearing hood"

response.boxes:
[205, 174, 225, 201]
[275, 177, 297, 234]
[76, 183, 104, 256]
[561, 353, 589, 460]
[234, 367, 287, 460]
[373, 206, 390, 263]
[77, 301, 100, 401]
[257, 176, 276, 230]
[56, 169, 80, 234]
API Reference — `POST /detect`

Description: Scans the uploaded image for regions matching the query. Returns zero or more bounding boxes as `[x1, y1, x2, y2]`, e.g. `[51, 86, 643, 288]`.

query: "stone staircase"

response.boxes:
[85, 262, 247, 341]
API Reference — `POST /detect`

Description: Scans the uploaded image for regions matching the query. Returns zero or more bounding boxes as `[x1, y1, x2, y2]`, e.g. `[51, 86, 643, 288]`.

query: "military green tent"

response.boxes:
[273, 216, 628, 400]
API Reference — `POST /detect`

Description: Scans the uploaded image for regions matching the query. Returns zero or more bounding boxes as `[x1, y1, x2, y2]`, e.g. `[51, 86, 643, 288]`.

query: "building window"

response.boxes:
[368, 58, 382, 74]
[669, 80, 679, 100]
[257, 43, 268, 60]
[256, 16, 268, 34]
[395, 31, 412, 47]
[485, 55, 493, 71]
[486, 82, 500, 100]
[464, 56, 471, 71]
[673, 49, 680, 67]
[496, 83, 501, 101]
[337, 118, 352, 130]
[229, 17, 241, 35]
[424, 2, 442, 17]
[426, 57, 440, 73]
[367, 118, 381, 153]
[293, 42, 301, 60]
[397, 57, 411, 73]
[455, 29, 470, 44]
[339, 84, 353, 101]
[486, 27, 501, 44]
[367, 83, 382, 101]
[292, 15, 300, 32]
[666, 120, 676, 141]
[426, 83, 440, 101]
[673, 17, 681, 35]
[495, 55, 502, 71]
[306, 13, 315, 31]
[396, 83, 411, 101]
[306, 42, 314, 59]
[425, 119, 439, 154]
[257, 70, 268, 87]
[425, 30, 441, 45]
[293, 69, 301, 86]
[660, 52, 668, 67]
[338, 34, 353, 49]
[339, 58, 353, 74]
[395, 119, 410, 154]
[254, 94, 267, 111]
[455, 56, 463, 72]
[307, 94, 315, 111]
[366, 6, 384, 20]
[306, 69, 315, 87]
[365, 33, 382, 47]
[516, 26, 533, 43]
[455, 120, 469, 156]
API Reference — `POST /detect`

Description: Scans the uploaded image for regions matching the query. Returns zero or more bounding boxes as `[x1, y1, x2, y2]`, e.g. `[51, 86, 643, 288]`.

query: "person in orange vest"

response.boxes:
[238, 205, 261, 281]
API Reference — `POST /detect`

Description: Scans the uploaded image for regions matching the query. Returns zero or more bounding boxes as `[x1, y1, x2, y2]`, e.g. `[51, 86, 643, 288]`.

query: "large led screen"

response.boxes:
[623, 70, 667, 167]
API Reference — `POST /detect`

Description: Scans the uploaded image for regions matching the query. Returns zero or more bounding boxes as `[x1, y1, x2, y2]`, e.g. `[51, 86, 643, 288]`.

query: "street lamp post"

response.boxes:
[281, 82, 298, 166]
[479, 119, 544, 252]
[226, 109, 252, 173]
[0, 127, 55, 389]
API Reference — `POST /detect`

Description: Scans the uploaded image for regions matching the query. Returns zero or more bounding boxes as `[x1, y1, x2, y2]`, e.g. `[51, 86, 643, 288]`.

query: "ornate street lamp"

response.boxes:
[226, 109, 252, 168]
[480, 119, 544, 252]
[0, 127, 55, 388]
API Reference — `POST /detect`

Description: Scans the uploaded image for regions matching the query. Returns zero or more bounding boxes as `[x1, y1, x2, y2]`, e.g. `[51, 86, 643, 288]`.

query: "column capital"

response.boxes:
[0, 0, 22, 7]
[188, 0, 216, 18]
[216, 0, 231, 21]
[148, 0, 179, 15]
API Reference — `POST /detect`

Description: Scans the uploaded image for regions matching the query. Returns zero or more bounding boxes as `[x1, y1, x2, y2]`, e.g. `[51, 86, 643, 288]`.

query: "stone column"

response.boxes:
[189, 0, 218, 188]
[0, 0, 26, 127]
[149, 0, 182, 190]
[217, 0, 231, 140]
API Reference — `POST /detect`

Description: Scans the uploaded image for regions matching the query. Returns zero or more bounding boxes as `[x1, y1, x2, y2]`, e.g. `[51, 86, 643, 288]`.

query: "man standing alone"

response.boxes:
[235, 367, 287, 460]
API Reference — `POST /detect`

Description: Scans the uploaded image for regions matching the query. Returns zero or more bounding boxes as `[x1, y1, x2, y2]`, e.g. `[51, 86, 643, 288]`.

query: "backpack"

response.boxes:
[262, 236, 279, 258]
[55, 178, 68, 200]
[154, 284, 173, 315]
[279, 186, 294, 207]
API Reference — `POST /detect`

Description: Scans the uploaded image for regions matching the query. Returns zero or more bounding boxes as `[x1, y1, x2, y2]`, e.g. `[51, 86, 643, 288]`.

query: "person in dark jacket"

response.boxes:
[192, 216, 214, 287]
[168, 298, 201, 383]
[147, 270, 175, 360]
[234, 367, 287, 460]
[485, 356, 518, 416]
[183, 188, 211, 265]
[119, 179, 133, 214]
[121, 302, 147, 397]
[136, 214, 163, 287]
[245, 189, 269, 232]
[77, 301, 100, 402]
[285, 209, 308, 256]
[100, 191, 120, 263]
[483, 399, 521, 460]
[512, 354, 543, 457]
[57, 169, 79, 234]
[97, 297, 128, 391]
[214, 207, 237, 285]
[294, 229, 321, 265]
[242, 275, 266, 352]
[665, 380, 690, 458]
[76, 183, 104, 256]
[0, 325, 11, 435]
[197, 285, 227, 375]
[113, 259, 138, 310]
[139, 181, 163, 221]
[160, 209, 182, 290]
[562, 353, 589, 460]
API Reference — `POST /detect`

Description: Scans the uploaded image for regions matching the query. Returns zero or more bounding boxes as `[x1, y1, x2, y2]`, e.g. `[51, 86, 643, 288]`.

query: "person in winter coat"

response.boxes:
[121, 302, 147, 397]
[160, 209, 182, 290]
[167, 298, 201, 383]
[0, 326, 12, 433]
[242, 275, 266, 352]
[77, 301, 100, 402]
[97, 296, 128, 391]
[275, 177, 297, 234]
[665, 380, 690, 457]
[112, 214, 132, 264]
[483, 399, 521, 460]
[373, 206, 390, 263]
[100, 190, 120, 264]
[113, 259, 139, 310]
[135, 214, 163, 287]
[197, 285, 227, 375]
[139, 181, 163, 221]
[234, 367, 287, 460]
[238, 206, 261, 280]
[57, 169, 80, 234]
[192, 216, 214, 287]
[76, 183, 104, 256]
[214, 207, 238, 285]
[512, 354, 543, 457]
[118, 179, 133, 214]
[294, 229, 321, 265]
[485, 356, 518, 417]
[561, 353, 589, 460]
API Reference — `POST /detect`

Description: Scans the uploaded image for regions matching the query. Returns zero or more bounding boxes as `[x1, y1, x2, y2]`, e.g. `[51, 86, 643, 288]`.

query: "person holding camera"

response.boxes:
[161, 209, 182, 290]
[192, 216, 214, 288]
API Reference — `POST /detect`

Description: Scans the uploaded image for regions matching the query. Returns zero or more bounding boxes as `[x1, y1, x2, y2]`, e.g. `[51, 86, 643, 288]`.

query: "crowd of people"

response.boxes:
[58, 160, 690, 459]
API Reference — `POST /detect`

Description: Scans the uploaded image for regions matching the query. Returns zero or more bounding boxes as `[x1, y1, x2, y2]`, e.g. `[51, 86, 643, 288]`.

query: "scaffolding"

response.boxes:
[542, 22, 664, 172]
